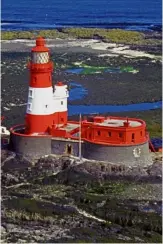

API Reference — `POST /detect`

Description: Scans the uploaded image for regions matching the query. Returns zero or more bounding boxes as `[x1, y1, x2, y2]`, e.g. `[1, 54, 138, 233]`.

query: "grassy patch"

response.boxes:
[1, 28, 162, 45]
[1, 30, 67, 40]
[98, 237, 134, 243]
[140, 112, 162, 138]
[62, 28, 145, 44]
[4, 197, 77, 217]
[5, 209, 56, 223]
[12, 183, 71, 196]
[126, 110, 162, 138]
[37, 30, 68, 39]
[62, 27, 106, 39]
[103, 29, 145, 44]
[30, 184, 70, 197]
[147, 122, 162, 138]
[87, 182, 128, 195]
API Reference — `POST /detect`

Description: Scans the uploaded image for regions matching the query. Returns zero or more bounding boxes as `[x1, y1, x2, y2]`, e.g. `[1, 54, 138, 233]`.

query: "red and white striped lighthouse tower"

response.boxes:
[25, 37, 54, 135]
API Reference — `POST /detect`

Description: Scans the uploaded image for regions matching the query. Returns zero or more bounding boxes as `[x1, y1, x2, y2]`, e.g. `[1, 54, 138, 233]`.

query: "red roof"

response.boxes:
[56, 81, 64, 86]
[32, 37, 49, 52]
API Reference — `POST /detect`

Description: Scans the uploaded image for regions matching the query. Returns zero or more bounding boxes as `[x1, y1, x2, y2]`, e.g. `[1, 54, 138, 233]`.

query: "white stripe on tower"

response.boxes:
[25, 37, 54, 135]
[27, 87, 54, 115]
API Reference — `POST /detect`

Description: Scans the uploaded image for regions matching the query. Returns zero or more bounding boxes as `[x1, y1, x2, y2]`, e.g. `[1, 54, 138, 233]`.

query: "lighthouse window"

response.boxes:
[108, 132, 112, 137]
[32, 52, 49, 64]
[29, 90, 33, 98]
[28, 103, 32, 111]
[61, 101, 63, 105]
[119, 132, 123, 138]
[132, 133, 135, 142]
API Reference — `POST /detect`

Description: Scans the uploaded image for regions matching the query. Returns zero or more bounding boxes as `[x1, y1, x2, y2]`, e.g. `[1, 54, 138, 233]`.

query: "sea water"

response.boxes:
[1, 0, 162, 31]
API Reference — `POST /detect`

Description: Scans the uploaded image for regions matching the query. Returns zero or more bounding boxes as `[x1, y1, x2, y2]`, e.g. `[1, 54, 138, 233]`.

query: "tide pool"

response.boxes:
[68, 101, 162, 116]
[68, 82, 88, 101]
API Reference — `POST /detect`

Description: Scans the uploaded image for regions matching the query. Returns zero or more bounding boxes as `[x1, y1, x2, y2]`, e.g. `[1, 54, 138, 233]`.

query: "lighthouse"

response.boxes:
[9, 37, 152, 165]
[25, 37, 54, 135]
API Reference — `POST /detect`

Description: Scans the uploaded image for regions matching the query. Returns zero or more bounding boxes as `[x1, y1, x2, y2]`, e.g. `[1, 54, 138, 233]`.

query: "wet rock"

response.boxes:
[53, 165, 96, 185]
[2, 155, 31, 172]
[117, 234, 131, 241]
[5, 223, 16, 231]
[2, 173, 19, 186]
[1, 225, 6, 234]
[1, 152, 162, 243]
[147, 161, 162, 177]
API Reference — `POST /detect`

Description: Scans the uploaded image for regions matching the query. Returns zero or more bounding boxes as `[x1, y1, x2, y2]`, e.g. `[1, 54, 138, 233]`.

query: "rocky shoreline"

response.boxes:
[1, 150, 162, 243]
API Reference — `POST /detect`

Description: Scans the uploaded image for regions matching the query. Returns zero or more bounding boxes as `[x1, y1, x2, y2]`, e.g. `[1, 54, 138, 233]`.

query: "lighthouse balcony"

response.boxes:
[10, 124, 26, 135]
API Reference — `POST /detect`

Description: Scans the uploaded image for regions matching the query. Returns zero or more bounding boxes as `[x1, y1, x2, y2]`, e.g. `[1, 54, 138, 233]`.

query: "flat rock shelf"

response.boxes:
[1, 152, 162, 243]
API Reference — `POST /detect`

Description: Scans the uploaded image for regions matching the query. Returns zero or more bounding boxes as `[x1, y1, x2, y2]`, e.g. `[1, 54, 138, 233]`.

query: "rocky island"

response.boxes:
[1, 28, 162, 243]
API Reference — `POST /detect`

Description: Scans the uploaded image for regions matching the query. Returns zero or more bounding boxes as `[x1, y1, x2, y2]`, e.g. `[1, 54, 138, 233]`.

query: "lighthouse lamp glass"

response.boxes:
[32, 52, 49, 64]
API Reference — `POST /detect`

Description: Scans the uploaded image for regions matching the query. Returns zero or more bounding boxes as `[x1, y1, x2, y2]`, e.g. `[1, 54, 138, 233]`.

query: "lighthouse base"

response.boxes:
[9, 125, 152, 166]
[83, 141, 152, 166]
[9, 125, 51, 160]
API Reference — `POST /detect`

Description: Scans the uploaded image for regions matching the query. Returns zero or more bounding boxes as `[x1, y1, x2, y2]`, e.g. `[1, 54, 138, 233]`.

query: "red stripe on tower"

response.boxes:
[25, 37, 54, 135]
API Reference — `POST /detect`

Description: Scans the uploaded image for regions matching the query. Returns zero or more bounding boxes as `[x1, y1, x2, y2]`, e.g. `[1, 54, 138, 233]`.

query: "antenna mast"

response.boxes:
[79, 113, 82, 161]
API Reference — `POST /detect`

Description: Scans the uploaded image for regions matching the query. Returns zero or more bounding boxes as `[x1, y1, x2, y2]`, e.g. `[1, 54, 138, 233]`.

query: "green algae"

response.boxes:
[66, 62, 139, 74]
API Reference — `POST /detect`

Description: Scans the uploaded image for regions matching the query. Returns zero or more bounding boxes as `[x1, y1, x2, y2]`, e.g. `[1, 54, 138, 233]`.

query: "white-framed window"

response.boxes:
[29, 89, 34, 98]
[61, 101, 63, 105]
[27, 103, 32, 111]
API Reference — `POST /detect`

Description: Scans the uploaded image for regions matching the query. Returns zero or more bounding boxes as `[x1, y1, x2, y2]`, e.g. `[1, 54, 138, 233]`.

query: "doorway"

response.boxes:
[66, 144, 72, 154]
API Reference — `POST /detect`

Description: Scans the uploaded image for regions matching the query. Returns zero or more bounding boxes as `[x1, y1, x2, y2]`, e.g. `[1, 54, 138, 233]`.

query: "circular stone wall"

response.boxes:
[9, 126, 51, 159]
[83, 141, 152, 166]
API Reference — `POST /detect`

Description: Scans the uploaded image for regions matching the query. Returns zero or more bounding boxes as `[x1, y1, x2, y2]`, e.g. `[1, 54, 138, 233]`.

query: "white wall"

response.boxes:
[26, 86, 54, 115]
[26, 84, 69, 115]
[53, 85, 69, 112]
